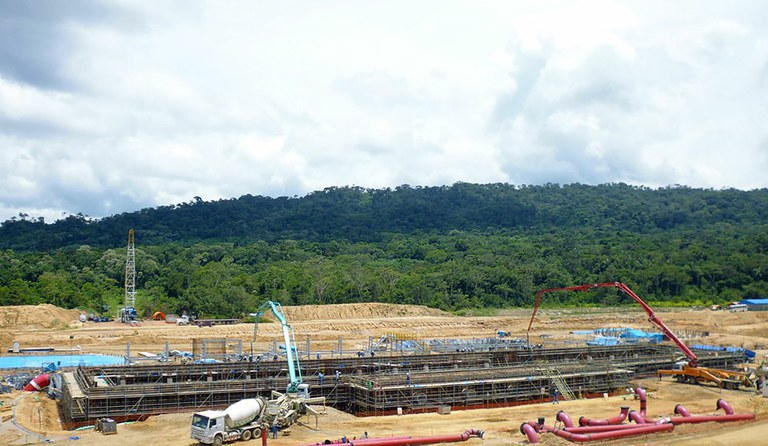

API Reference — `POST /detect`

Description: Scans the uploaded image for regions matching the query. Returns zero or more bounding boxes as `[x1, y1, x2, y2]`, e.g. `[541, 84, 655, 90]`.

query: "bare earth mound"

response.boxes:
[281, 303, 451, 321]
[0, 304, 82, 330]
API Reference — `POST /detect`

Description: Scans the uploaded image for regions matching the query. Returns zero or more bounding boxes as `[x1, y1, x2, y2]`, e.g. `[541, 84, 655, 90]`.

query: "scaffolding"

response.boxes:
[58, 344, 747, 427]
[191, 338, 243, 362]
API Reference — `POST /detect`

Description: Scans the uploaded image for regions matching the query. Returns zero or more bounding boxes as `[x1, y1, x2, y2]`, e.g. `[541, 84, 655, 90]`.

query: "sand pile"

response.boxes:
[281, 303, 451, 321]
[0, 304, 82, 330]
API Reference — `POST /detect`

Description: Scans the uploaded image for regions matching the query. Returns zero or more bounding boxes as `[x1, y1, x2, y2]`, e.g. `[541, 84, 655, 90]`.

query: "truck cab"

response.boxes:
[191, 410, 225, 444]
[286, 383, 311, 399]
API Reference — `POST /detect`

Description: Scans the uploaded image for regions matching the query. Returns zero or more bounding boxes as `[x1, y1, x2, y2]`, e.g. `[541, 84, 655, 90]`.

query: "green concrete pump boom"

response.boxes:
[253, 301, 303, 392]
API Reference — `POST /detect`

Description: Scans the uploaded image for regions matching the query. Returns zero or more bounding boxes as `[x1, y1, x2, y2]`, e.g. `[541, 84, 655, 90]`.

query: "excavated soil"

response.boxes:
[1, 303, 767, 446]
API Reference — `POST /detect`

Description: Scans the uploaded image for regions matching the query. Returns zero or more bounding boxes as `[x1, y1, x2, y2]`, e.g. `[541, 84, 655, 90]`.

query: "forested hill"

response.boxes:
[2, 183, 767, 250]
[1, 182, 767, 315]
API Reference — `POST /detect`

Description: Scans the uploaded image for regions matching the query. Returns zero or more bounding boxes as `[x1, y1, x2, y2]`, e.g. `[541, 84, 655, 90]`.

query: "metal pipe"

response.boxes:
[349, 437, 412, 444]
[670, 413, 755, 424]
[716, 399, 734, 415]
[578, 406, 629, 426]
[299, 437, 413, 446]
[674, 404, 692, 417]
[635, 387, 648, 417]
[564, 424, 666, 433]
[351, 429, 483, 446]
[628, 410, 646, 424]
[538, 422, 674, 443]
[519, 422, 540, 444]
[556, 410, 575, 428]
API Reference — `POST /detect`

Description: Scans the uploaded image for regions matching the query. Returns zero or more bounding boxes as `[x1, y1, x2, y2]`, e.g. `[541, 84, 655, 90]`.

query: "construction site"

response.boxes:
[1, 294, 767, 446]
[57, 343, 746, 425]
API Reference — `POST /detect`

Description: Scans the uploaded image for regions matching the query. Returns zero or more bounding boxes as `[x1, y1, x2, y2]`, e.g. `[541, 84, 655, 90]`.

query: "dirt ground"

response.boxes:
[1, 303, 768, 445]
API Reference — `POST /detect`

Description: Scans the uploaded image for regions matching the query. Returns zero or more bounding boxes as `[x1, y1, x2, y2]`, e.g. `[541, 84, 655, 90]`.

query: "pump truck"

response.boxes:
[527, 282, 752, 390]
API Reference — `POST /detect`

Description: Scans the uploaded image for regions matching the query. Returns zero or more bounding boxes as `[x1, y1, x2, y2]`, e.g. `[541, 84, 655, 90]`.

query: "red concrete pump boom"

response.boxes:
[527, 282, 699, 367]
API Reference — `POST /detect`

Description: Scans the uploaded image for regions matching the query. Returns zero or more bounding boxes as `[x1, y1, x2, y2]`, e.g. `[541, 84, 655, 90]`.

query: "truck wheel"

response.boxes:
[252, 428, 262, 439]
[213, 434, 223, 446]
[242, 429, 252, 441]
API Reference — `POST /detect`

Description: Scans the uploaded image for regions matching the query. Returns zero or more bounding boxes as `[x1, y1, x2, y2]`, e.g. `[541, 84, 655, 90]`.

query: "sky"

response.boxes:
[1, 1, 767, 223]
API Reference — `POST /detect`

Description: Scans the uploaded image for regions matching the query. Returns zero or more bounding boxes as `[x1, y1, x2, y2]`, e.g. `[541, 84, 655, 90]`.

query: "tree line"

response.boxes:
[0, 183, 766, 317]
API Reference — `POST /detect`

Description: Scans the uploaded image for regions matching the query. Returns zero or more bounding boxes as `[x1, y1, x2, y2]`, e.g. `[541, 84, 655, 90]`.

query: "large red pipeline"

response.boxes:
[629, 410, 665, 424]
[349, 437, 412, 444]
[717, 399, 734, 415]
[628, 410, 646, 424]
[519, 422, 539, 444]
[299, 437, 413, 446]
[674, 404, 692, 417]
[635, 387, 648, 417]
[670, 413, 755, 424]
[565, 424, 667, 433]
[349, 429, 484, 446]
[578, 406, 629, 426]
[645, 398, 753, 426]
[556, 410, 575, 428]
[538, 422, 674, 443]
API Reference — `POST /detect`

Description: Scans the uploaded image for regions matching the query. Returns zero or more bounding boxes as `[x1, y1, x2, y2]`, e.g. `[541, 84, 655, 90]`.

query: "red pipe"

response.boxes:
[556, 410, 575, 428]
[23, 373, 50, 391]
[628, 410, 646, 424]
[670, 413, 755, 425]
[635, 387, 648, 417]
[578, 406, 629, 426]
[351, 429, 484, 446]
[564, 424, 666, 433]
[539, 423, 674, 443]
[520, 422, 539, 444]
[350, 437, 412, 444]
[716, 399, 734, 415]
[674, 404, 692, 417]
[299, 437, 412, 446]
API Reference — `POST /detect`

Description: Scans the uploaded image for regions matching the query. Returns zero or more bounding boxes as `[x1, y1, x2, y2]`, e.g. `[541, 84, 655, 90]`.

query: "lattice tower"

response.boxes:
[124, 229, 136, 311]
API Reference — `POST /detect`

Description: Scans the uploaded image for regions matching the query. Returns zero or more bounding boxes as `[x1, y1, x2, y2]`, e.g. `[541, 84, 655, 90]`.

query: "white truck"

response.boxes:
[177, 315, 190, 325]
[191, 397, 266, 445]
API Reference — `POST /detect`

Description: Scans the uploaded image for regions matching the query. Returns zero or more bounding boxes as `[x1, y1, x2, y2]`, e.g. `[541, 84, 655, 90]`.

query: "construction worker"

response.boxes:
[553, 388, 560, 404]
[406, 372, 411, 386]
[271, 419, 279, 439]
[318, 372, 324, 386]
[335, 369, 341, 383]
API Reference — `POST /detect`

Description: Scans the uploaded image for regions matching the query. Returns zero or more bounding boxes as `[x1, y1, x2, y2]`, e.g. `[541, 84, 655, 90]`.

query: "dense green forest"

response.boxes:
[0, 183, 766, 317]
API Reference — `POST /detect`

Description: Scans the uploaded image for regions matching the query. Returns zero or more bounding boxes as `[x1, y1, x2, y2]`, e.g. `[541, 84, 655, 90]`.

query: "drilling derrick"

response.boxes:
[122, 229, 137, 322]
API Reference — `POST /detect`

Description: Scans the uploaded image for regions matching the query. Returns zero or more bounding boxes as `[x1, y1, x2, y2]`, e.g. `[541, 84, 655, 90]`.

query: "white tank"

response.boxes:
[224, 398, 264, 429]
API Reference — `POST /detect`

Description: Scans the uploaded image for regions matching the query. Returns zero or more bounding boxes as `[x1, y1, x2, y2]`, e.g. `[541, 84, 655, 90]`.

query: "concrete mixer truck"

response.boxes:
[191, 397, 267, 445]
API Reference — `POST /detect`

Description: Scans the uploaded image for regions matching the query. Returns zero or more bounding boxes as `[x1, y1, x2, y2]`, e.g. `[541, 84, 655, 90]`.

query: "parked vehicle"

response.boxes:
[191, 398, 266, 445]
[727, 303, 748, 313]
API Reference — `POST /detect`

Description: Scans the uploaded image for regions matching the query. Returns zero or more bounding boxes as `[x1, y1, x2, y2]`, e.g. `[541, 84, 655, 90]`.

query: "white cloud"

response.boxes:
[0, 1, 767, 223]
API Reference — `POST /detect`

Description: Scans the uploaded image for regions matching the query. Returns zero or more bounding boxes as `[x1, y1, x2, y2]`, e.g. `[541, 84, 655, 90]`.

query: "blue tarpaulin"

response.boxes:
[586, 336, 621, 346]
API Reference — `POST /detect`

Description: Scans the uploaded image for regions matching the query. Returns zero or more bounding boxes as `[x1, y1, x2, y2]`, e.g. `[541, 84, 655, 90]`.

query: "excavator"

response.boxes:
[527, 282, 753, 390]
